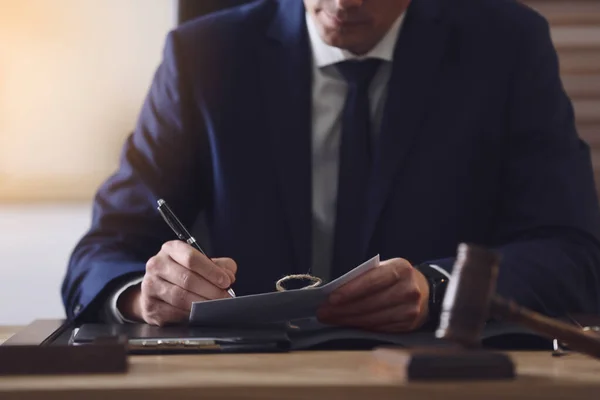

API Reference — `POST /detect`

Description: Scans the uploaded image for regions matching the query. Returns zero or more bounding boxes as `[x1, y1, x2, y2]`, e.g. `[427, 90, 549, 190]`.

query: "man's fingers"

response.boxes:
[155, 257, 230, 300]
[140, 296, 189, 327]
[161, 280, 209, 311]
[162, 241, 231, 289]
[142, 275, 208, 311]
[140, 245, 239, 326]
[318, 278, 421, 318]
[212, 258, 237, 283]
[328, 260, 412, 305]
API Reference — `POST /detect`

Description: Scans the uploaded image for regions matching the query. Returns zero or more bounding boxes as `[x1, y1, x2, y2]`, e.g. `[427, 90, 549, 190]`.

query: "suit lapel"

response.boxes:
[363, 0, 450, 256]
[260, 0, 312, 274]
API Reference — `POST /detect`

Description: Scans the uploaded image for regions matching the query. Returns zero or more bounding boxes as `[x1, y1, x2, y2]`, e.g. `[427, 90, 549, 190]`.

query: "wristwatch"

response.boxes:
[414, 264, 450, 329]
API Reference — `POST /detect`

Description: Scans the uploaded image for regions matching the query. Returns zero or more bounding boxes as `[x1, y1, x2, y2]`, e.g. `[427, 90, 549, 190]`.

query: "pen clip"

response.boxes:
[157, 205, 186, 241]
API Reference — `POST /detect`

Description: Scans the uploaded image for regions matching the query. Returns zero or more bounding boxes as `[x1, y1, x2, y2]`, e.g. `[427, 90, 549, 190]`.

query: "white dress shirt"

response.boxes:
[108, 11, 450, 323]
[307, 12, 404, 281]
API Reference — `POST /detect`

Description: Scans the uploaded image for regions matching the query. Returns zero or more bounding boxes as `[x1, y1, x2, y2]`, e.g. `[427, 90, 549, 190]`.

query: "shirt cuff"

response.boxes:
[109, 276, 144, 323]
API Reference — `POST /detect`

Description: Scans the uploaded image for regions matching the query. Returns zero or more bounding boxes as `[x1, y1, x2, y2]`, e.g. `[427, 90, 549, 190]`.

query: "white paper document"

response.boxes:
[189, 255, 380, 326]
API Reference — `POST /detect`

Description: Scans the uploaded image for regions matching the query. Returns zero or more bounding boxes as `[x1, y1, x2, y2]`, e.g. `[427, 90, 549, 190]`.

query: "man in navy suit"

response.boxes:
[62, 0, 600, 331]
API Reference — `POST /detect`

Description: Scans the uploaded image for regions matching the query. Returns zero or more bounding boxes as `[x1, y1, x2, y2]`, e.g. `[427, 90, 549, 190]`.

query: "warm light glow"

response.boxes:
[0, 0, 174, 202]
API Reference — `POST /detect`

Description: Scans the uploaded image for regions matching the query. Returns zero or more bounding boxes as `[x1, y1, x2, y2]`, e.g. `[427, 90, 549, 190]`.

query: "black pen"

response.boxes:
[156, 199, 236, 298]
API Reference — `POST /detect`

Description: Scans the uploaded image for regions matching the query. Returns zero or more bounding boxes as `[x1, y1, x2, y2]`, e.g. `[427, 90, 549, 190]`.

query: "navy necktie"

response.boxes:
[331, 59, 383, 277]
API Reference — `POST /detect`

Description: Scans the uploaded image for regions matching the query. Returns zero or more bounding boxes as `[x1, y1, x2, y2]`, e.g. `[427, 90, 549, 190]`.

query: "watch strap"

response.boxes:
[414, 263, 450, 330]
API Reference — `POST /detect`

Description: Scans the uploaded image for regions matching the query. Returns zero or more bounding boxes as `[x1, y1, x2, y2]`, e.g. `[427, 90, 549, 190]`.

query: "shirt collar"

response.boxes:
[306, 11, 406, 68]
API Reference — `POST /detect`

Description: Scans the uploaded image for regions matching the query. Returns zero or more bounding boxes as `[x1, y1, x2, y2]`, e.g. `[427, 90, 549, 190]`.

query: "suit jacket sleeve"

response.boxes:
[426, 14, 600, 317]
[61, 30, 210, 321]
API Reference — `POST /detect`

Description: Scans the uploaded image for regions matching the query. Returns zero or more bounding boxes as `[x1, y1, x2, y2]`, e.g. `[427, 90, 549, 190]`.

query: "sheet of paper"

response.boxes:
[189, 255, 380, 326]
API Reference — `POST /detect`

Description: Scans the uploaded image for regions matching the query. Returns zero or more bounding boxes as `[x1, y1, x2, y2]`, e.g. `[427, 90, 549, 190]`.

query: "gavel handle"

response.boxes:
[490, 296, 600, 359]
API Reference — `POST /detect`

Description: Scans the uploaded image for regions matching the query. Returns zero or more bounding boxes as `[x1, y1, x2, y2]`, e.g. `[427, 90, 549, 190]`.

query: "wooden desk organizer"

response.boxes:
[0, 320, 128, 375]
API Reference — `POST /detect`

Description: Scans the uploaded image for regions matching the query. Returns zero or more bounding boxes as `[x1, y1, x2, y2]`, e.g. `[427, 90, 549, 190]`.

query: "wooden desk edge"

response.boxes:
[2, 325, 600, 400]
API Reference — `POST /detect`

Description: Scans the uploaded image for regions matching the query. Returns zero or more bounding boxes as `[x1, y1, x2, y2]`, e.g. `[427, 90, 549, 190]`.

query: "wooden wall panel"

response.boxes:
[524, 0, 600, 194]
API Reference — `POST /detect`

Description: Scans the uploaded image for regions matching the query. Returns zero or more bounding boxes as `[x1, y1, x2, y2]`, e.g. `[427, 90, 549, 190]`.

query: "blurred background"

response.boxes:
[0, 0, 599, 325]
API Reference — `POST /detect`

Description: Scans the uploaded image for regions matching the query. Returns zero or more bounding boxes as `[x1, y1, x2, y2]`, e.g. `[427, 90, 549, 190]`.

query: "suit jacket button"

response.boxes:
[74, 304, 82, 315]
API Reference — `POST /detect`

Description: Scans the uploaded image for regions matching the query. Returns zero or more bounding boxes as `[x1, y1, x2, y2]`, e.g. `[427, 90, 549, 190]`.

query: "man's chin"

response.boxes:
[321, 34, 371, 55]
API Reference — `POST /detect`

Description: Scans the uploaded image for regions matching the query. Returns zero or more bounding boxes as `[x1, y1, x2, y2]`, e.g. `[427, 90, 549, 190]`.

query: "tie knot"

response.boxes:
[335, 59, 383, 88]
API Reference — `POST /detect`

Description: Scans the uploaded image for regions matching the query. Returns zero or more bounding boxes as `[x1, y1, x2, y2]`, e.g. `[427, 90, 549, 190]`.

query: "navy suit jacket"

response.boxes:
[63, 0, 600, 322]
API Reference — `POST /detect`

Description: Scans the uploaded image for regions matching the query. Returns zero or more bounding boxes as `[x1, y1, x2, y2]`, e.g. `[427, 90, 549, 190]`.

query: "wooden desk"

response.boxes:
[1, 326, 600, 400]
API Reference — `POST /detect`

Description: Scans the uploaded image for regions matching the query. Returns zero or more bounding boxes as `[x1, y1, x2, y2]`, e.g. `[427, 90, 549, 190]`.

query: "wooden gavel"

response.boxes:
[435, 243, 600, 359]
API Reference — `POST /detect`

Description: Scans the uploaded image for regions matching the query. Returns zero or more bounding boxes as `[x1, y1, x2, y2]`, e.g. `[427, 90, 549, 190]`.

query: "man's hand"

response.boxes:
[118, 241, 237, 326]
[316, 258, 430, 332]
